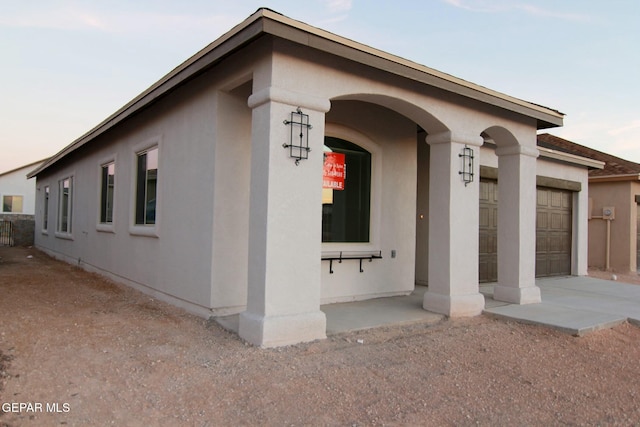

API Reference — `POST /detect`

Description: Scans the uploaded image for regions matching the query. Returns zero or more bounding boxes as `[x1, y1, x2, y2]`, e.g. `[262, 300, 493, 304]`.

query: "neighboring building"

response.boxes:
[0, 159, 47, 246]
[538, 133, 640, 272]
[0, 159, 46, 215]
[28, 9, 599, 347]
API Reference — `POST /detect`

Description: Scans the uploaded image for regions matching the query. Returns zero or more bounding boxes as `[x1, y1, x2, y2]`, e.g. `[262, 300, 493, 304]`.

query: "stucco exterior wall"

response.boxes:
[34, 73, 220, 317]
[588, 181, 640, 272]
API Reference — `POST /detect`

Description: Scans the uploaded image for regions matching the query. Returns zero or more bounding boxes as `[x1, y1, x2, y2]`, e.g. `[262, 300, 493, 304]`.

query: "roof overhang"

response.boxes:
[537, 146, 605, 170]
[29, 8, 565, 178]
[589, 173, 640, 183]
[0, 158, 48, 178]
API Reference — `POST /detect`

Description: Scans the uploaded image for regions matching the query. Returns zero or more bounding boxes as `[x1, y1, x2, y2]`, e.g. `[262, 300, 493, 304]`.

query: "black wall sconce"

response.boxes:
[283, 107, 312, 165]
[459, 145, 474, 186]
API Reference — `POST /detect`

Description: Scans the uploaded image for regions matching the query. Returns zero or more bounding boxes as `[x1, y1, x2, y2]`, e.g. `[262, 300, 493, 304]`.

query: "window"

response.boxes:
[43, 186, 49, 231]
[2, 195, 23, 213]
[57, 177, 73, 233]
[322, 137, 371, 242]
[100, 162, 115, 223]
[135, 147, 158, 225]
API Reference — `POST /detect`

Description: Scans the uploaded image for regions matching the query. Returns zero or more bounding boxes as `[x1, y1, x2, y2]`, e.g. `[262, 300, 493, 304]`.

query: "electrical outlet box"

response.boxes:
[602, 206, 615, 220]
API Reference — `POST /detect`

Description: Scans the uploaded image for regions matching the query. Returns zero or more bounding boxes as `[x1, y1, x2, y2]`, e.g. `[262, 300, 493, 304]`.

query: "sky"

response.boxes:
[1, 0, 639, 173]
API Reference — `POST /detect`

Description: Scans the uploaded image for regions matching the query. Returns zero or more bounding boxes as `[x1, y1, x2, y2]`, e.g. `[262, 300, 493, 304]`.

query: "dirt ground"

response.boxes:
[1, 246, 640, 426]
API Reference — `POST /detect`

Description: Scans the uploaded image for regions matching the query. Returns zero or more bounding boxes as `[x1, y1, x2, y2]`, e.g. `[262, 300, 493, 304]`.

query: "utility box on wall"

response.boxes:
[603, 206, 615, 220]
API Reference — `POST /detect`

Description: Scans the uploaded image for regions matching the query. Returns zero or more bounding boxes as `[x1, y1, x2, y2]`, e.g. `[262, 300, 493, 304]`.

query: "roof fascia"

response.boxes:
[29, 12, 267, 178]
[30, 8, 564, 178]
[589, 173, 640, 183]
[537, 146, 605, 170]
[1, 158, 48, 178]
[260, 10, 564, 129]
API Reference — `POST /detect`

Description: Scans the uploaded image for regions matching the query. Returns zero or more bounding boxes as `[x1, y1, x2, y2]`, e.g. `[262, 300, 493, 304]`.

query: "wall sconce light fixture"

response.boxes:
[283, 107, 312, 165]
[459, 145, 474, 186]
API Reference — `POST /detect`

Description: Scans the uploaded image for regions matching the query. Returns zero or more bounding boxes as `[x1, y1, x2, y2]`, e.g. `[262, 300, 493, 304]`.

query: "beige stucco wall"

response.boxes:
[589, 181, 640, 272]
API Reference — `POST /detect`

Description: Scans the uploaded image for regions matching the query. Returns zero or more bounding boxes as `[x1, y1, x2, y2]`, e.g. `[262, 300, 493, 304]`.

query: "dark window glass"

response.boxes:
[58, 178, 72, 233]
[100, 163, 115, 223]
[322, 137, 371, 242]
[135, 148, 158, 225]
[43, 186, 49, 230]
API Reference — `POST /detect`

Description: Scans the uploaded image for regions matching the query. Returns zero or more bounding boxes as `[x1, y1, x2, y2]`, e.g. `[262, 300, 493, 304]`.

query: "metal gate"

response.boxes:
[0, 220, 13, 246]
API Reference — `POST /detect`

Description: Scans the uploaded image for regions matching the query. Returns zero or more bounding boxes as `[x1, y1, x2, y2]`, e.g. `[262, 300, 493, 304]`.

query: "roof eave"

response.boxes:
[29, 11, 268, 178]
[30, 8, 564, 178]
[589, 173, 640, 183]
[537, 146, 605, 170]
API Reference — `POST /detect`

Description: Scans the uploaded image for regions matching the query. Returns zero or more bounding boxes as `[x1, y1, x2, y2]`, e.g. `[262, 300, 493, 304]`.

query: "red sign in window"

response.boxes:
[323, 152, 345, 190]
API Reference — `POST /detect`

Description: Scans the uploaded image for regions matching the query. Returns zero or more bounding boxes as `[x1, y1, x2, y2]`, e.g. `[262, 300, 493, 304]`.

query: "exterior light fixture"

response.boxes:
[283, 107, 312, 165]
[459, 145, 474, 186]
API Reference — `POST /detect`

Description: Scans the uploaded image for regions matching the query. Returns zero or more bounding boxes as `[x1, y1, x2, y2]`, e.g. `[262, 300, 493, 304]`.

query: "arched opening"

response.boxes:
[320, 97, 447, 308]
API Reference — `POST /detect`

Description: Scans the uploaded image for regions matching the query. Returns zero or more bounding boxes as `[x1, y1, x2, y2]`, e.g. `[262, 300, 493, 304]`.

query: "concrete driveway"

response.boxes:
[483, 276, 640, 336]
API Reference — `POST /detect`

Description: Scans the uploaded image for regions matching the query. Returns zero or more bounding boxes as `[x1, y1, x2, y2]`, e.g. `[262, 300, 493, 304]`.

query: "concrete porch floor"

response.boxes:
[215, 276, 640, 339]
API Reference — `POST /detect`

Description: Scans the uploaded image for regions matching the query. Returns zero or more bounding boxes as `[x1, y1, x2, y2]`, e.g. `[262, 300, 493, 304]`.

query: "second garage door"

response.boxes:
[535, 187, 572, 277]
[478, 182, 573, 282]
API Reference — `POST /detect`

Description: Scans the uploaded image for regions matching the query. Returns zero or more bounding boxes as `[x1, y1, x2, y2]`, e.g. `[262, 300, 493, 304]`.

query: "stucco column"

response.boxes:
[239, 87, 330, 347]
[423, 131, 485, 317]
[493, 144, 541, 304]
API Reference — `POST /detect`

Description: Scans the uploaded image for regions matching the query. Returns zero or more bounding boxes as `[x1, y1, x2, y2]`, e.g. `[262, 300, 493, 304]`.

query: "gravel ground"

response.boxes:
[1, 246, 640, 426]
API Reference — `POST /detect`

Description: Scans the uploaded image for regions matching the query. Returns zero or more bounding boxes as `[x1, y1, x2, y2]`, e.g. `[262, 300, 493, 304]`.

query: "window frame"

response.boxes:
[97, 156, 117, 233]
[322, 125, 380, 253]
[55, 174, 74, 240]
[2, 195, 24, 213]
[322, 138, 372, 243]
[130, 137, 161, 238]
[42, 185, 50, 233]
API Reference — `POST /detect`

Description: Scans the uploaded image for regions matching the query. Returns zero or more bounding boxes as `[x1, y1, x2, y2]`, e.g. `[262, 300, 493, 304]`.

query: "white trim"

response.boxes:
[537, 146, 605, 169]
[55, 173, 74, 240]
[96, 154, 117, 234]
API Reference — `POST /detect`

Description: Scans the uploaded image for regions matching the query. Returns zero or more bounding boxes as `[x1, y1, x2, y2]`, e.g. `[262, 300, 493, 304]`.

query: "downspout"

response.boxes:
[605, 218, 611, 271]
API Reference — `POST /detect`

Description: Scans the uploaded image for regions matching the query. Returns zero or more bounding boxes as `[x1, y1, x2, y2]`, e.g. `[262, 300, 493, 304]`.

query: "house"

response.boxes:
[538, 133, 640, 272]
[28, 9, 601, 347]
[0, 158, 47, 246]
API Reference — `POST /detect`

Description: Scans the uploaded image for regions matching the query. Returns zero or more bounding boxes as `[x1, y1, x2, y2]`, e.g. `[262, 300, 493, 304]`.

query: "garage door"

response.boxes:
[479, 182, 573, 281]
[479, 180, 498, 282]
[536, 187, 572, 277]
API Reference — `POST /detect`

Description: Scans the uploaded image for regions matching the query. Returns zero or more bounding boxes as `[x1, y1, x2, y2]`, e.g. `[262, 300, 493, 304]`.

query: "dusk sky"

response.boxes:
[1, 0, 639, 172]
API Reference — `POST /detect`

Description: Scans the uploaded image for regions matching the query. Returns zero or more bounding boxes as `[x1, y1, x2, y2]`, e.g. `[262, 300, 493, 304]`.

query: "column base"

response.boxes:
[423, 292, 485, 317]
[493, 284, 541, 304]
[239, 310, 327, 348]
